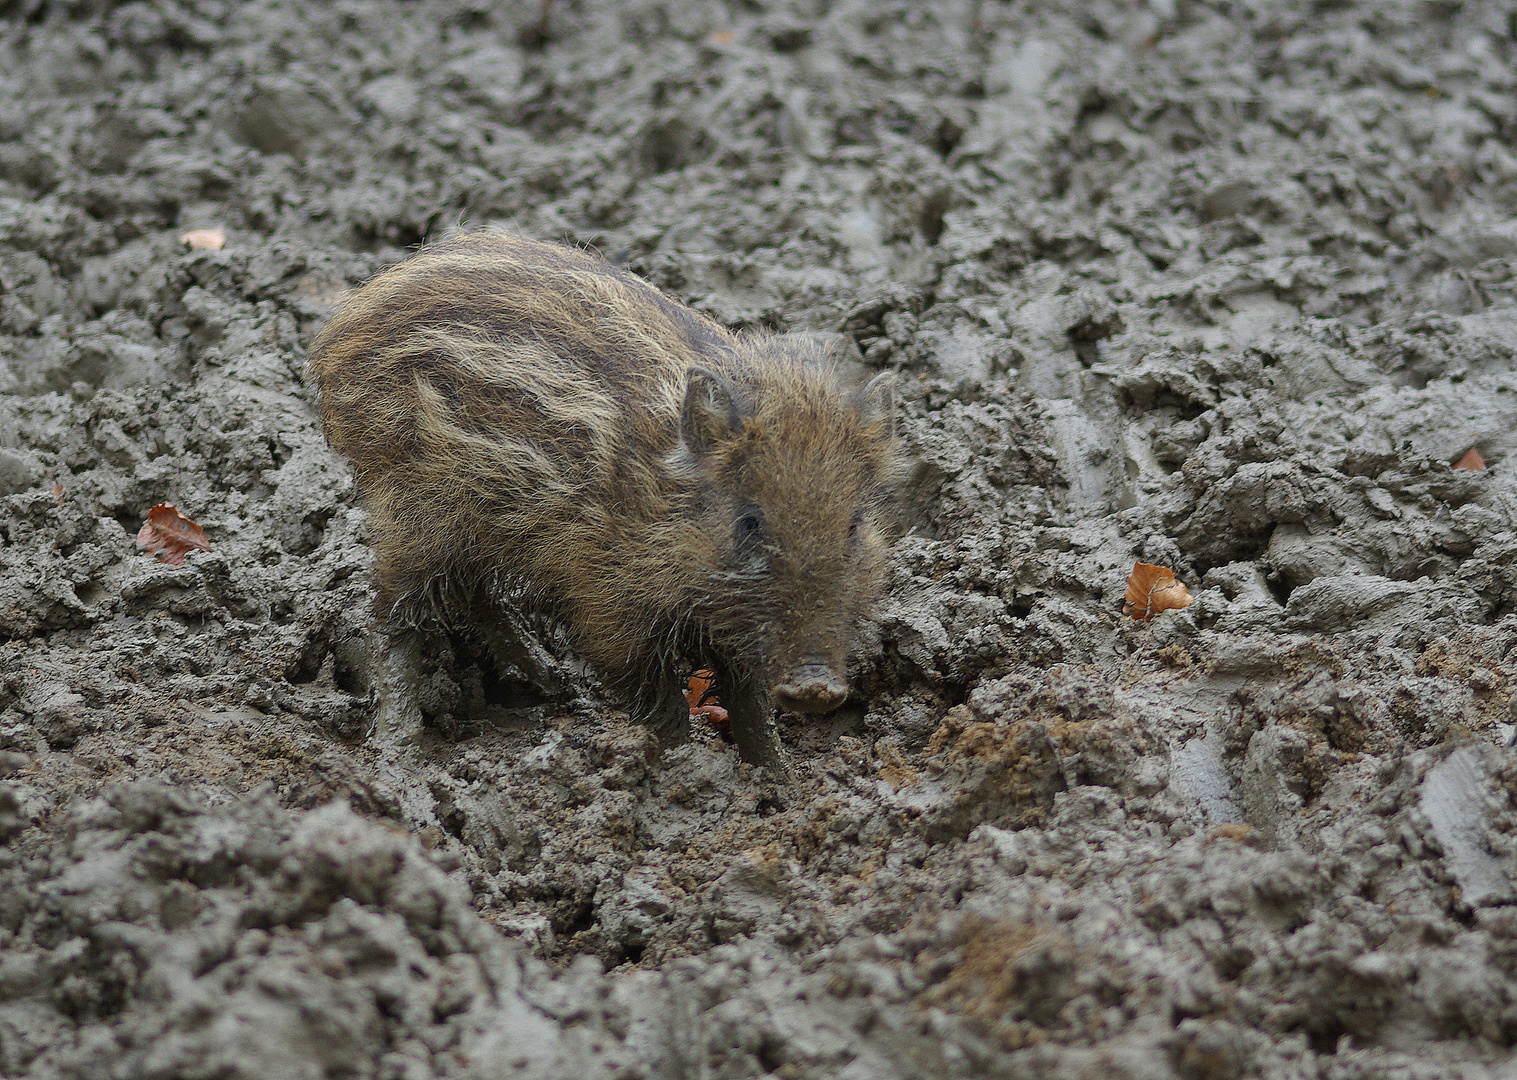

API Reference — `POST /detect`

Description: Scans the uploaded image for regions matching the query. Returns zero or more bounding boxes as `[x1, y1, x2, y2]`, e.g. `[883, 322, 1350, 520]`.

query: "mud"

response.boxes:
[3, 1, 1517, 1077]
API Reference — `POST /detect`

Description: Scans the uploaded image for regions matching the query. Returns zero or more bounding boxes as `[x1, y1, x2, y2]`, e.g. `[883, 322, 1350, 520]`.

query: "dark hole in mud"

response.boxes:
[331, 638, 369, 697]
[754, 1033, 789, 1074]
[1395, 367, 1431, 390]
[1009, 592, 1039, 618]
[477, 655, 552, 711]
[517, 7, 554, 50]
[52, 942, 136, 1023]
[1155, 395, 1209, 422]
[1075, 88, 1114, 128]
[1048, 165, 1071, 200]
[285, 509, 331, 557]
[8, 1, 47, 25]
[1265, 571, 1295, 606]
[284, 640, 327, 685]
[769, 25, 811, 52]
[615, 938, 648, 967]
[1306, 1023, 1347, 1055]
[1067, 311, 1125, 368]
[439, 804, 466, 840]
[556, 895, 598, 939]
[111, 510, 142, 536]
[932, 116, 964, 158]
[919, 188, 952, 246]
[637, 118, 709, 175]
[1211, 945, 1254, 981]
[1070, 338, 1100, 366]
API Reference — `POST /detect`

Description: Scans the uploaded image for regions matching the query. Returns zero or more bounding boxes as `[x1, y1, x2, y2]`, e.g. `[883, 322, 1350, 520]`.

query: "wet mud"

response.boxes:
[3, 1, 1517, 1077]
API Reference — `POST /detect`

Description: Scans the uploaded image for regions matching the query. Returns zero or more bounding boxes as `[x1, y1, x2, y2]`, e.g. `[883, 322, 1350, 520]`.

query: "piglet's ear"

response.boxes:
[858, 371, 896, 435]
[681, 366, 742, 454]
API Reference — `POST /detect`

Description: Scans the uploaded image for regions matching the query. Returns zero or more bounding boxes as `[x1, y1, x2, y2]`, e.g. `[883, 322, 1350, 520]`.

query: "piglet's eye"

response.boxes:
[736, 508, 764, 545]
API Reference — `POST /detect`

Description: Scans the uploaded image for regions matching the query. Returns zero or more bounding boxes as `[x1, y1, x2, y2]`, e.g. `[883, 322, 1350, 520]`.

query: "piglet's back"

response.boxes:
[309, 233, 734, 486]
[306, 233, 738, 621]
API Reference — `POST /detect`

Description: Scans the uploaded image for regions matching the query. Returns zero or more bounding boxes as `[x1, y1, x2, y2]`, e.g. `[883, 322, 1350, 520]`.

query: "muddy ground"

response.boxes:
[3, 0, 1517, 1076]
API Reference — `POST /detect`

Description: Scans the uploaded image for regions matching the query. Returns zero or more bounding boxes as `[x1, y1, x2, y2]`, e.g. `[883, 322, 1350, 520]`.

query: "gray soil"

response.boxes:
[3, 0, 1517, 1077]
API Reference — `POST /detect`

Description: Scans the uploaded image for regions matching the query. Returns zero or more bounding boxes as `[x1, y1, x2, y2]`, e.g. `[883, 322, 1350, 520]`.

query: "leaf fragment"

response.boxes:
[685, 668, 729, 727]
[179, 228, 226, 251]
[136, 504, 211, 565]
[1453, 446, 1485, 471]
[1124, 561, 1193, 622]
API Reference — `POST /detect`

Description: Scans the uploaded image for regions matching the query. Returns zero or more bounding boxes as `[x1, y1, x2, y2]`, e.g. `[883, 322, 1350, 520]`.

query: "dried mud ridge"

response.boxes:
[3, 1, 1517, 1078]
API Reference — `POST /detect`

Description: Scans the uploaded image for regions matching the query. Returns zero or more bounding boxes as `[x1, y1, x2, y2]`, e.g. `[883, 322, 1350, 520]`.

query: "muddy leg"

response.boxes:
[368, 627, 426, 748]
[631, 672, 692, 748]
[475, 600, 575, 701]
[721, 673, 793, 781]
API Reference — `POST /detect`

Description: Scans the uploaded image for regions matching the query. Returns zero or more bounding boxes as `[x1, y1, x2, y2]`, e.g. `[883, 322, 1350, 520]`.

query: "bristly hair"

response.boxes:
[309, 230, 901, 756]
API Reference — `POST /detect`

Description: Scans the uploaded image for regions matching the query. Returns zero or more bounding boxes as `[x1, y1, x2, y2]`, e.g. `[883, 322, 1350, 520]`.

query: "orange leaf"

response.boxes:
[1453, 446, 1485, 471]
[179, 227, 226, 251]
[707, 29, 736, 45]
[1124, 561, 1193, 622]
[684, 668, 729, 728]
[136, 504, 211, 565]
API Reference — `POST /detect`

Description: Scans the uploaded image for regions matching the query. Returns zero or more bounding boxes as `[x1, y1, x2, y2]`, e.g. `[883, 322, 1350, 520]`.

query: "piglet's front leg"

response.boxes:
[631, 670, 694, 749]
[718, 668, 793, 781]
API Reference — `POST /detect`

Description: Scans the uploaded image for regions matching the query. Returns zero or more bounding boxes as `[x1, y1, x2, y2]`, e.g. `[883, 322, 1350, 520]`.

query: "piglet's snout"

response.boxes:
[774, 657, 847, 713]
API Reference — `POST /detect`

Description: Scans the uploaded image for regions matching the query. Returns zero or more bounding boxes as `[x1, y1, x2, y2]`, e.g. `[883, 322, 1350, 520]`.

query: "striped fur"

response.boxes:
[309, 232, 899, 770]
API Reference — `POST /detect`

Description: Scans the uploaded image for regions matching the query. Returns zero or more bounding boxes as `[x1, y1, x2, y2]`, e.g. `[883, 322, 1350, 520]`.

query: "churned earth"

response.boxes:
[4, 0, 1517, 1077]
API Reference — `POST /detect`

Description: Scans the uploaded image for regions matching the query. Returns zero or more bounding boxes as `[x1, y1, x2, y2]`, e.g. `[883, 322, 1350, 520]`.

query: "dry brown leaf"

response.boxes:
[1453, 446, 1485, 471]
[136, 504, 211, 565]
[51, 483, 63, 506]
[684, 668, 729, 727]
[1124, 561, 1193, 622]
[179, 227, 226, 251]
[707, 29, 736, 45]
